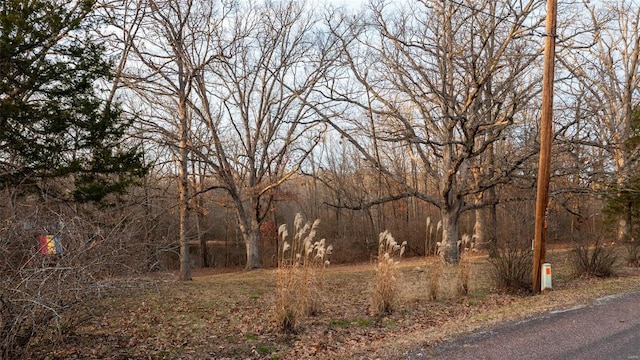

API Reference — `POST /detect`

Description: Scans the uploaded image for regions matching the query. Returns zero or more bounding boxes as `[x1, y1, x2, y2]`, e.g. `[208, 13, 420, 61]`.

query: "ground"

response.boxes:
[29, 249, 640, 359]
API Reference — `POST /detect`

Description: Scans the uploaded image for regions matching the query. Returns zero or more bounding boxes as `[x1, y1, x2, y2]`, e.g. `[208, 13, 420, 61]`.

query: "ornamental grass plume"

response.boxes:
[275, 214, 332, 332]
[372, 230, 406, 315]
[425, 217, 442, 256]
[454, 233, 473, 296]
[426, 257, 443, 301]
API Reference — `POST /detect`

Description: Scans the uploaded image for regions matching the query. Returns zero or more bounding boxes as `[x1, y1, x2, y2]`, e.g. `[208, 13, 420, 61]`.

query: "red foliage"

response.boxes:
[260, 220, 277, 244]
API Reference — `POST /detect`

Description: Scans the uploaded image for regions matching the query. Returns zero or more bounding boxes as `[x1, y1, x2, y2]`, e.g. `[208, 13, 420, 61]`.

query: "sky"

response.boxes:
[325, 0, 367, 10]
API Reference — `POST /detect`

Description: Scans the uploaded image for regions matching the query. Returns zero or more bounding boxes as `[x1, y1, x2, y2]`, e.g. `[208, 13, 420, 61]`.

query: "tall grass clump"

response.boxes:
[425, 217, 441, 256]
[457, 242, 472, 296]
[571, 237, 618, 278]
[425, 258, 443, 301]
[423, 218, 443, 300]
[275, 214, 332, 332]
[372, 230, 406, 315]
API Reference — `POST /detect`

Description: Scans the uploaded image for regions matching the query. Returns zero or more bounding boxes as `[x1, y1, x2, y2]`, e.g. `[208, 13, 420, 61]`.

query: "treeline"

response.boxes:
[2, 0, 640, 277]
[10, 0, 640, 356]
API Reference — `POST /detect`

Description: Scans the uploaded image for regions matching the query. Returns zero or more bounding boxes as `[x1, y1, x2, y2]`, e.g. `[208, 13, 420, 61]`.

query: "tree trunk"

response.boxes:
[238, 206, 262, 270]
[440, 205, 461, 264]
[473, 189, 498, 257]
[487, 201, 498, 257]
[473, 192, 485, 248]
[473, 214, 484, 249]
[439, 142, 463, 264]
[615, 147, 630, 242]
[199, 224, 209, 267]
[178, 104, 191, 281]
[620, 200, 633, 242]
[196, 205, 209, 267]
[241, 218, 261, 270]
[179, 196, 191, 280]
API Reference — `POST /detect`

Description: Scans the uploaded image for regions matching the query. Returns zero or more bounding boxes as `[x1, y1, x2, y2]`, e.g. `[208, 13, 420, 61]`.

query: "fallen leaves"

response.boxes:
[27, 256, 640, 360]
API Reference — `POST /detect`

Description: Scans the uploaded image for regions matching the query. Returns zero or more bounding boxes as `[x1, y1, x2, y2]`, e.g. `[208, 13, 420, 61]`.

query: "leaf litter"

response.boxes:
[28, 254, 640, 359]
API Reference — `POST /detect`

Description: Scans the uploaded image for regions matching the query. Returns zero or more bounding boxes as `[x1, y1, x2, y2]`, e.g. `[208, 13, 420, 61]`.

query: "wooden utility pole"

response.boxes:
[533, 0, 558, 293]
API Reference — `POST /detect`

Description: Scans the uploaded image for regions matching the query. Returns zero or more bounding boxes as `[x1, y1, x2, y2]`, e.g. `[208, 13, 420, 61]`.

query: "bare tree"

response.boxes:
[118, 0, 331, 270]
[557, 0, 640, 242]
[318, 0, 544, 263]
[188, 0, 333, 269]
[114, 0, 233, 279]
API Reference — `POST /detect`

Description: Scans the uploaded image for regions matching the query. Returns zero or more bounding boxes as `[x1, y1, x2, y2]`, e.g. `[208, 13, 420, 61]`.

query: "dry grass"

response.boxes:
[457, 253, 472, 296]
[425, 257, 443, 300]
[372, 230, 406, 315]
[275, 214, 331, 332]
[26, 247, 640, 360]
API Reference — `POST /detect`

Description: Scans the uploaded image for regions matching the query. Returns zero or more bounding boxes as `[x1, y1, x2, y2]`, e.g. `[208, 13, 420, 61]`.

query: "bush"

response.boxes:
[0, 181, 173, 359]
[0, 204, 145, 359]
[571, 238, 619, 277]
[489, 240, 533, 293]
[1, 267, 89, 359]
[372, 230, 406, 315]
[625, 240, 640, 267]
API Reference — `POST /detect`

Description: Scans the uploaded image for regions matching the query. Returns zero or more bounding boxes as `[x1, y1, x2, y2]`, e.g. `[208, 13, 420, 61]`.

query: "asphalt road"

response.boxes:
[403, 292, 640, 360]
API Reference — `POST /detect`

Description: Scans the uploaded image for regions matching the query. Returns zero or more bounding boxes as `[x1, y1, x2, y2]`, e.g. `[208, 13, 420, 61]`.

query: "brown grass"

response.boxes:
[457, 252, 472, 296]
[27, 247, 640, 360]
[425, 257, 443, 300]
[275, 214, 331, 332]
[371, 230, 406, 315]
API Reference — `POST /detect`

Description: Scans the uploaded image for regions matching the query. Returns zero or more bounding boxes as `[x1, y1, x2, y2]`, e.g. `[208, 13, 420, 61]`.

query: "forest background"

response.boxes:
[3, 0, 640, 357]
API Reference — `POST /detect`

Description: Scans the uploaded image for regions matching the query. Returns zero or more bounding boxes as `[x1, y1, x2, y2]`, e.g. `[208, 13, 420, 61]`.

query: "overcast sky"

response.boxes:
[326, 0, 367, 10]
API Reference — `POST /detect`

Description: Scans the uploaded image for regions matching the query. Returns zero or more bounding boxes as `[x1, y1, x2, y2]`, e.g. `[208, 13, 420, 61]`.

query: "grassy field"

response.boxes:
[29, 248, 640, 359]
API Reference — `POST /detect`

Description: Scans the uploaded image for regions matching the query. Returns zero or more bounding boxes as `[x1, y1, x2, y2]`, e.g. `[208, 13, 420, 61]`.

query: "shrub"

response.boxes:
[625, 239, 640, 267]
[571, 238, 619, 278]
[275, 214, 331, 332]
[489, 240, 533, 293]
[372, 230, 406, 315]
[0, 203, 146, 359]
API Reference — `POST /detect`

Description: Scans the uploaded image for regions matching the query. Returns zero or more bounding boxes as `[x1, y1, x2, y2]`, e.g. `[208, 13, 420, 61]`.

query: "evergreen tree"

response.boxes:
[0, 0, 146, 201]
